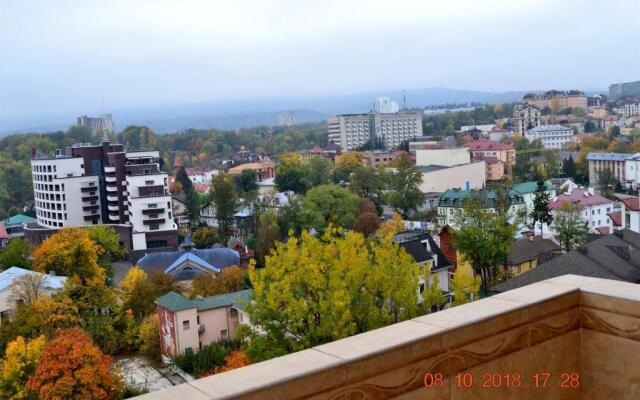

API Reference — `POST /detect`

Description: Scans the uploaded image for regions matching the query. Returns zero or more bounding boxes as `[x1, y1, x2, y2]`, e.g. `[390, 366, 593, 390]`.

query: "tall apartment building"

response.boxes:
[524, 124, 574, 149]
[609, 81, 640, 99]
[587, 152, 628, 186]
[327, 116, 341, 145]
[77, 114, 115, 137]
[373, 97, 400, 113]
[332, 111, 423, 151]
[512, 104, 541, 134]
[522, 90, 587, 113]
[25, 140, 178, 251]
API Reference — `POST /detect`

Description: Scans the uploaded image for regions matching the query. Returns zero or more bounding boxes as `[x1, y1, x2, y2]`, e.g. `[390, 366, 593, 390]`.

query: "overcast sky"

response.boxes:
[1, 0, 639, 122]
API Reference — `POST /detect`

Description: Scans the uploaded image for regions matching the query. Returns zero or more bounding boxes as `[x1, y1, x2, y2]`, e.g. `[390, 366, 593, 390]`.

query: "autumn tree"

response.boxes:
[376, 213, 405, 237]
[213, 351, 251, 374]
[450, 269, 481, 306]
[192, 226, 220, 249]
[274, 155, 309, 194]
[0, 239, 32, 270]
[551, 200, 588, 251]
[119, 266, 154, 321]
[385, 155, 425, 217]
[121, 125, 157, 150]
[149, 269, 176, 299]
[0, 335, 46, 400]
[9, 273, 47, 306]
[190, 266, 245, 298]
[451, 195, 517, 294]
[9, 296, 81, 341]
[333, 152, 362, 182]
[138, 313, 161, 362]
[27, 328, 122, 400]
[353, 199, 381, 237]
[32, 228, 105, 284]
[244, 228, 420, 361]
[299, 184, 359, 232]
[211, 173, 238, 235]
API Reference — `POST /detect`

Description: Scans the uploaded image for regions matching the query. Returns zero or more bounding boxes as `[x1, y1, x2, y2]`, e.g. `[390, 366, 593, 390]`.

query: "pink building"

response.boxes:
[548, 188, 614, 233]
[155, 289, 252, 357]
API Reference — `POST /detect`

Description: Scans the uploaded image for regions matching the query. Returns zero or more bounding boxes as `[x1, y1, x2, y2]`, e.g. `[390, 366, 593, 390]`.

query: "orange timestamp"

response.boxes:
[424, 372, 580, 389]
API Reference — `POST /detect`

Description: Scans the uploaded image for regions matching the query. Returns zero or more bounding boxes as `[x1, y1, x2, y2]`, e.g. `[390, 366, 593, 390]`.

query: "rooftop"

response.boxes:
[548, 188, 611, 210]
[586, 152, 630, 161]
[136, 274, 640, 399]
[155, 289, 252, 313]
[526, 124, 573, 133]
[466, 140, 513, 151]
[511, 181, 555, 195]
[621, 197, 640, 211]
[2, 214, 36, 226]
[0, 267, 67, 293]
[506, 236, 561, 266]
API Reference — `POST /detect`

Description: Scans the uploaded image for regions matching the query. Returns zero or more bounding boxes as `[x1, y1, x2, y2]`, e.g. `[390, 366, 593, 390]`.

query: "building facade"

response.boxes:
[418, 161, 486, 196]
[609, 81, 640, 99]
[466, 140, 516, 177]
[333, 112, 423, 151]
[587, 152, 628, 187]
[525, 124, 574, 149]
[437, 188, 525, 226]
[523, 90, 587, 112]
[77, 114, 115, 137]
[512, 104, 541, 134]
[548, 188, 614, 233]
[26, 141, 177, 251]
[373, 97, 400, 113]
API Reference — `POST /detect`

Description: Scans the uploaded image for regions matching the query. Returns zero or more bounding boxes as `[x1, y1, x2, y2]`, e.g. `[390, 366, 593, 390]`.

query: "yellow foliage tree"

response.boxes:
[450, 268, 481, 306]
[278, 152, 301, 166]
[376, 213, 405, 237]
[32, 228, 104, 284]
[0, 335, 46, 400]
[335, 152, 362, 169]
[243, 227, 420, 361]
[119, 266, 154, 321]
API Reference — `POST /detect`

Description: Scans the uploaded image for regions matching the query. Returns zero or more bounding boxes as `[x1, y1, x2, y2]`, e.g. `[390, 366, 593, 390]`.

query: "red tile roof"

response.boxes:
[595, 226, 610, 235]
[548, 189, 612, 210]
[608, 211, 622, 227]
[621, 197, 640, 211]
[467, 140, 513, 151]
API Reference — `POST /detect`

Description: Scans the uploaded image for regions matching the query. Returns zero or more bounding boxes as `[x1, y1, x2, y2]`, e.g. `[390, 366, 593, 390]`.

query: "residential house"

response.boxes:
[227, 160, 275, 182]
[482, 157, 505, 181]
[392, 231, 453, 299]
[620, 197, 640, 233]
[2, 214, 36, 239]
[0, 267, 67, 324]
[504, 235, 561, 277]
[511, 104, 541, 134]
[511, 181, 557, 223]
[437, 188, 525, 226]
[466, 140, 515, 177]
[200, 202, 217, 228]
[624, 153, 640, 189]
[608, 210, 623, 232]
[525, 125, 574, 149]
[547, 177, 579, 193]
[548, 188, 614, 233]
[492, 229, 640, 293]
[361, 151, 410, 167]
[156, 289, 252, 357]
[171, 193, 190, 227]
[257, 177, 276, 195]
[135, 236, 241, 280]
[0, 225, 8, 248]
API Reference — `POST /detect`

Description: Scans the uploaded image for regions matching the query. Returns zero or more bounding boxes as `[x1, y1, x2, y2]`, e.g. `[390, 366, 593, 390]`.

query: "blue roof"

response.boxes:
[3, 214, 36, 226]
[0, 267, 67, 293]
[164, 252, 221, 275]
[586, 152, 630, 161]
[136, 248, 240, 281]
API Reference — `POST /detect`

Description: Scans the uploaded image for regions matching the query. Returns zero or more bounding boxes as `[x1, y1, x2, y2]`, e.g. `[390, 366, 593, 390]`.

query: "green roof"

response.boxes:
[155, 291, 195, 312]
[438, 189, 524, 208]
[155, 289, 253, 313]
[512, 181, 554, 195]
[3, 214, 36, 226]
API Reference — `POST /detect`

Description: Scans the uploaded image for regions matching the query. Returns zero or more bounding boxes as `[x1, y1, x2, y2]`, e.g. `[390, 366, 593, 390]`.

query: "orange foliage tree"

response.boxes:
[213, 351, 251, 374]
[32, 228, 104, 284]
[27, 328, 122, 400]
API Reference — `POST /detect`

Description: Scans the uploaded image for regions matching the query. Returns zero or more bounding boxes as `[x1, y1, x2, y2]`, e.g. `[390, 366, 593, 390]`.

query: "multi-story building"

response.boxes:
[587, 152, 628, 186]
[466, 140, 516, 177]
[415, 147, 470, 167]
[327, 117, 341, 145]
[511, 104, 541, 134]
[373, 97, 400, 114]
[548, 188, 614, 233]
[25, 140, 177, 251]
[437, 188, 525, 226]
[77, 114, 115, 137]
[522, 90, 587, 112]
[609, 80, 640, 99]
[333, 112, 423, 151]
[525, 124, 574, 149]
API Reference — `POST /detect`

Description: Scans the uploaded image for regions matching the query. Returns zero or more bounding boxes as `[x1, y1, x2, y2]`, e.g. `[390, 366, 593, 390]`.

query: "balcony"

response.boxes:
[105, 176, 117, 183]
[106, 185, 118, 192]
[137, 185, 167, 198]
[108, 204, 119, 211]
[82, 205, 99, 212]
[104, 166, 116, 173]
[142, 218, 165, 225]
[107, 195, 119, 202]
[135, 275, 640, 399]
[83, 214, 100, 221]
[81, 186, 97, 193]
[81, 195, 99, 202]
[142, 208, 165, 215]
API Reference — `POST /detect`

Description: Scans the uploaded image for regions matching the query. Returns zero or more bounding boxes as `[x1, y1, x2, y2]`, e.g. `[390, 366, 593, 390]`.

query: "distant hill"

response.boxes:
[1, 87, 584, 135]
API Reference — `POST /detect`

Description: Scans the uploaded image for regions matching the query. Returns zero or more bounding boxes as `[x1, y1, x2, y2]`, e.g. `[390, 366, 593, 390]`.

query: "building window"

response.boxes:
[221, 330, 228, 339]
[230, 308, 238, 318]
[150, 224, 160, 231]
[145, 180, 154, 185]
[182, 320, 190, 330]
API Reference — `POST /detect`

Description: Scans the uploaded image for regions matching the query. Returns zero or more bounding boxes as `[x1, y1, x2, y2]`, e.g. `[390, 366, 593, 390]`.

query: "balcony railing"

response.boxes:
[104, 166, 116, 173]
[142, 208, 165, 214]
[81, 195, 99, 202]
[82, 205, 99, 212]
[83, 214, 100, 221]
[142, 218, 165, 225]
[134, 275, 640, 400]
[81, 186, 97, 193]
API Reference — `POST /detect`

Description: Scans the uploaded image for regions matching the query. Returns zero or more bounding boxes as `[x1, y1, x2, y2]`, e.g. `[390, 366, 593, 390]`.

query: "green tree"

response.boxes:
[274, 165, 309, 194]
[350, 165, 385, 206]
[451, 195, 517, 294]
[243, 228, 420, 361]
[120, 125, 158, 149]
[175, 167, 200, 223]
[256, 210, 279, 266]
[551, 200, 588, 251]
[611, 125, 621, 137]
[385, 156, 425, 217]
[584, 120, 596, 133]
[530, 181, 553, 232]
[596, 168, 617, 199]
[305, 156, 333, 187]
[0, 239, 32, 270]
[192, 226, 220, 248]
[300, 184, 359, 232]
[234, 169, 258, 194]
[563, 155, 577, 178]
[211, 173, 238, 235]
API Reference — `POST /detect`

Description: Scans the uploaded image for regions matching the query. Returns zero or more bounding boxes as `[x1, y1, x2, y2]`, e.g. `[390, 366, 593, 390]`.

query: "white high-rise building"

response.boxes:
[330, 111, 423, 151]
[524, 124, 574, 149]
[327, 116, 341, 145]
[26, 141, 177, 251]
[374, 97, 400, 114]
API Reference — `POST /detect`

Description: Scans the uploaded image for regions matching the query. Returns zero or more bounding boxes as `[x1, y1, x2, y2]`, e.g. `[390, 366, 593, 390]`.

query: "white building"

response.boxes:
[332, 112, 423, 151]
[27, 141, 177, 251]
[327, 117, 341, 145]
[548, 188, 614, 234]
[512, 104, 541, 134]
[418, 161, 486, 195]
[373, 97, 400, 114]
[415, 148, 470, 167]
[620, 197, 640, 233]
[460, 124, 495, 135]
[625, 153, 640, 189]
[525, 124, 574, 149]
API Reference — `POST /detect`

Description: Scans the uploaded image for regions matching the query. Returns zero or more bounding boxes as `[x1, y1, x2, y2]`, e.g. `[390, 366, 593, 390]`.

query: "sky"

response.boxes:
[1, 0, 639, 124]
